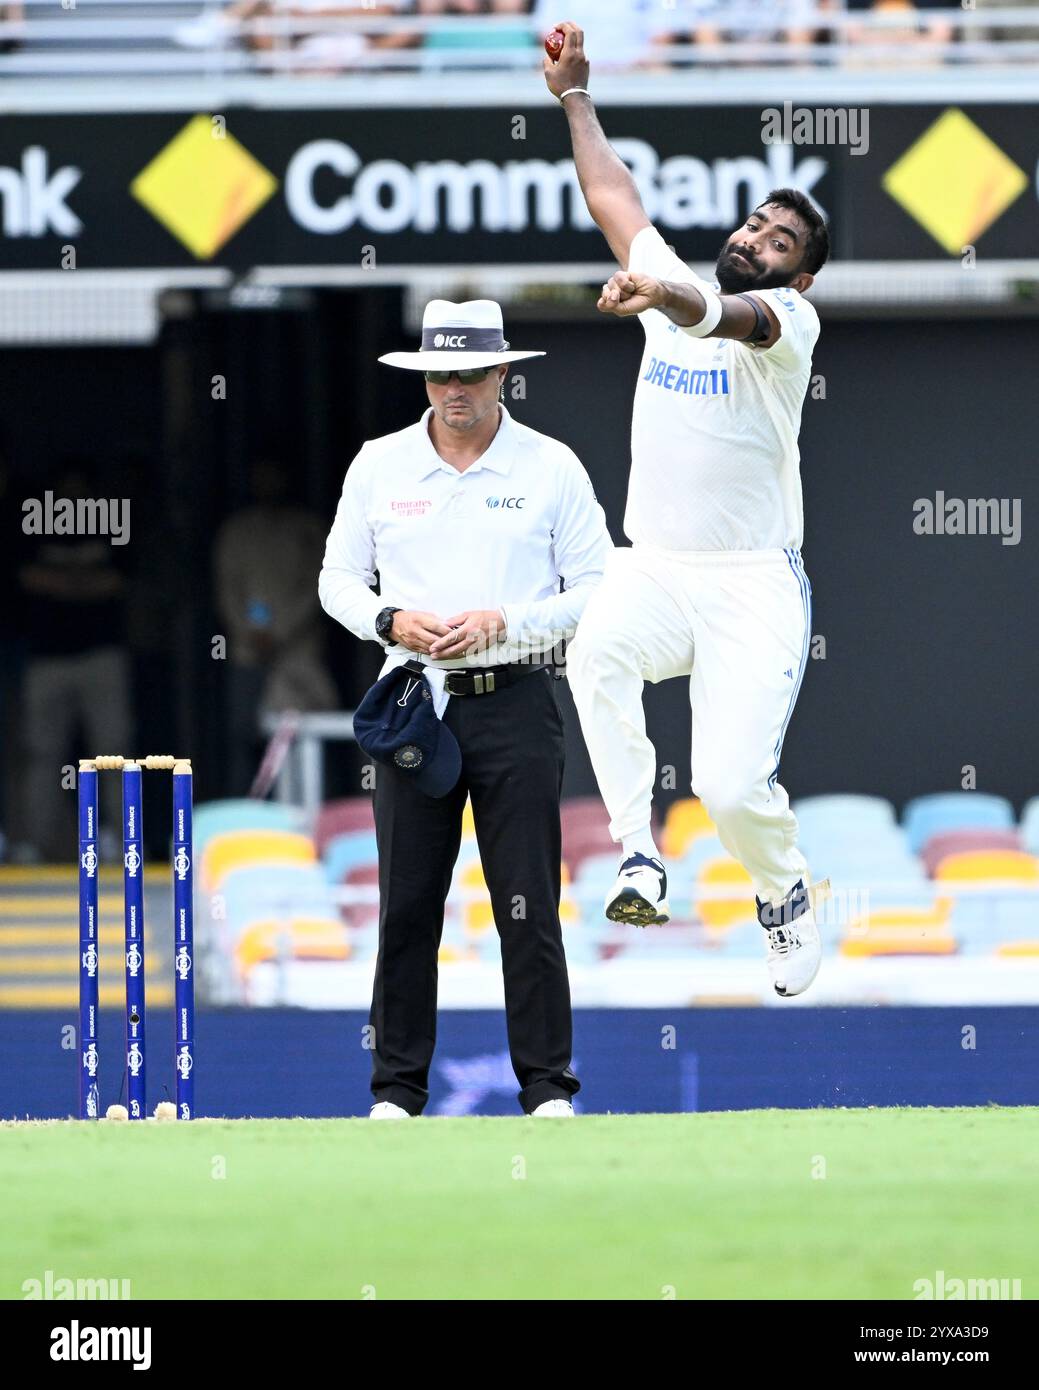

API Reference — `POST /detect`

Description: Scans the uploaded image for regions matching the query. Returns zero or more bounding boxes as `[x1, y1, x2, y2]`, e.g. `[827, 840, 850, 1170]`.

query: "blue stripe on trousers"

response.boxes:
[769, 548, 812, 790]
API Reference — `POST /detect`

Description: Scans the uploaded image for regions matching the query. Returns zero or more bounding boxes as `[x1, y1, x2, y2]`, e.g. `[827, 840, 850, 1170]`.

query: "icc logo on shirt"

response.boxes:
[486, 496, 525, 510]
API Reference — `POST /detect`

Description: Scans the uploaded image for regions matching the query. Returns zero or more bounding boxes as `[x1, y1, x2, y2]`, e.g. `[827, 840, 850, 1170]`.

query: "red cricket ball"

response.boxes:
[545, 30, 565, 61]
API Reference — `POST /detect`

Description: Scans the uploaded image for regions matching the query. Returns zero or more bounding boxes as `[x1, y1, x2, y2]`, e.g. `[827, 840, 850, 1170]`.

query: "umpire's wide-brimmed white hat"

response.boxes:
[378, 299, 546, 372]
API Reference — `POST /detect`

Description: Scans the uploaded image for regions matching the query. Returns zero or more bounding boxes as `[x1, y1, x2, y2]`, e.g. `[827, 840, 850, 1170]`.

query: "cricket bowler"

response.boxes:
[545, 21, 831, 996]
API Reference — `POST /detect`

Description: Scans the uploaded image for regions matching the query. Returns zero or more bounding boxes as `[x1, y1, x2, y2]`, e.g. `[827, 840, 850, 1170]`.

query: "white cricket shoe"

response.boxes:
[369, 1101, 410, 1120]
[531, 1099, 574, 1117]
[758, 879, 822, 997]
[604, 853, 670, 926]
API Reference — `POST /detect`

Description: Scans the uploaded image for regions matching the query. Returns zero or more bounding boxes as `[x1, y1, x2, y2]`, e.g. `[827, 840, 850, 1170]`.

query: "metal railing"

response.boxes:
[1, 3, 1038, 79]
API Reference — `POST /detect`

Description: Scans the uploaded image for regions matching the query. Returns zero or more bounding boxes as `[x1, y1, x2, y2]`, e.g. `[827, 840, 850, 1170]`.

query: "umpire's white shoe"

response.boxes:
[531, 1099, 574, 1117]
[605, 853, 670, 926]
[369, 1101, 410, 1120]
[758, 879, 822, 997]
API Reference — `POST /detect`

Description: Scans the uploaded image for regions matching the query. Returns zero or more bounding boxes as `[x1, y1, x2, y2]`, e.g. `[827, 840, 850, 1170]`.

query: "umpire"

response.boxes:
[319, 300, 609, 1119]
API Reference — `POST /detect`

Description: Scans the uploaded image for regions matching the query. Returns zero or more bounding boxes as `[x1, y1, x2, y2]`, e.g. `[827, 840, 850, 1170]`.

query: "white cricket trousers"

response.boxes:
[567, 544, 812, 906]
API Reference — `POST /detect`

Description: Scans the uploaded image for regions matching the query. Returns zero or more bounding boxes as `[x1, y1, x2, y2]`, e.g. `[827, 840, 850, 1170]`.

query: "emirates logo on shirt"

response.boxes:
[390, 499, 432, 516]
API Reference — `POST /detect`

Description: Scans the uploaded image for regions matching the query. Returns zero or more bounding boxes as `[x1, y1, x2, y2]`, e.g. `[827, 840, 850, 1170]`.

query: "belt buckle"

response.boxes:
[445, 670, 468, 697]
[445, 670, 497, 696]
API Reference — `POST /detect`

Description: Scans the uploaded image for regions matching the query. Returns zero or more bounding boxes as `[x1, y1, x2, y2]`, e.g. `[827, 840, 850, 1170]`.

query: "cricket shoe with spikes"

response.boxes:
[605, 853, 670, 926]
[757, 877, 822, 997]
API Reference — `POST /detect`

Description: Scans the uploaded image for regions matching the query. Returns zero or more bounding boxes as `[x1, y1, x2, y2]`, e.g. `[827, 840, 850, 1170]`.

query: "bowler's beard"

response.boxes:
[715, 241, 795, 294]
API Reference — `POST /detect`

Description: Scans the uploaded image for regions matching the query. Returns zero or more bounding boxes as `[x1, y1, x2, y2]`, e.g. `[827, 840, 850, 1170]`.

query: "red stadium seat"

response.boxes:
[341, 862, 380, 930]
[559, 796, 661, 873]
[315, 798, 376, 855]
[921, 828, 1021, 877]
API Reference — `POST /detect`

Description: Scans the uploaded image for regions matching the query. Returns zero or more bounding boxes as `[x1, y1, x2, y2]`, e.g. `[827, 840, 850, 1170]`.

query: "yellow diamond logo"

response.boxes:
[882, 109, 1027, 255]
[131, 115, 278, 260]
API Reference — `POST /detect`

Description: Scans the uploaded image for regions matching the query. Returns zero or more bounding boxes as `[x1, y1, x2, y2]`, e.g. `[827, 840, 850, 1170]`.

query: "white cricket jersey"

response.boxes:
[319, 405, 609, 680]
[625, 224, 820, 552]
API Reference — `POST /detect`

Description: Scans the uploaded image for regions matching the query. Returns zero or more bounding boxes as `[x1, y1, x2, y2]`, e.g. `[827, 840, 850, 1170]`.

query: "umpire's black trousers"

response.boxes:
[370, 664, 579, 1115]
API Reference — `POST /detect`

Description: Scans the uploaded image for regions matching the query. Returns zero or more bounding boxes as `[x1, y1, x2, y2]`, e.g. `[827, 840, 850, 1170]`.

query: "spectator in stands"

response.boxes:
[0, 2, 25, 55]
[667, 0, 821, 58]
[175, 1, 414, 72]
[16, 460, 133, 863]
[949, 0, 1039, 46]
[418, 0, 536, 70]
[533, 0, 674, 68]
[844, 0, 954, 62]
[214, 457, 337, 796]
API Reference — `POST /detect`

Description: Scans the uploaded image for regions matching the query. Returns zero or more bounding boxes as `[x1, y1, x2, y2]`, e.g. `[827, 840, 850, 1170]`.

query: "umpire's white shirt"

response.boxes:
[319, 405, 610, 701]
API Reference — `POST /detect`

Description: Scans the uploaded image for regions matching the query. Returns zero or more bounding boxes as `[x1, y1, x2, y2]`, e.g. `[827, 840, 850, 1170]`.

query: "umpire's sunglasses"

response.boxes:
[423, 366, 498, 385]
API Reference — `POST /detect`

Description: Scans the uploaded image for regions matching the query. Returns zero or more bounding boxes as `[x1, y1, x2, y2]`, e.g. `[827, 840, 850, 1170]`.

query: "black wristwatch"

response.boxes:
[376, 606, 401, 645]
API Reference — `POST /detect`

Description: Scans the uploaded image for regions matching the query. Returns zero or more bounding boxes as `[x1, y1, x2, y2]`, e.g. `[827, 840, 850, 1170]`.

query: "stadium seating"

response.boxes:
[661, 798, 715, 858]
[340, 863, 380, 932]
[695, 857, 756, 929]
[902, 793, 1015, 854]
[201, 830, 316, 893]
[921, 829, 1022, 877]
[192, 800, 305, 859]
[1019, 798, 1039, 856]
[560, 797, 613, 870]
[84, 788, 1038, 1006]
[322, 830, 379, 887]
[840, 904, 957, 956]
[235, 918, 351, 975]
[314, 798, 375, 856]
[793, 794, 897, 831]
[934, 849, 1039, 886]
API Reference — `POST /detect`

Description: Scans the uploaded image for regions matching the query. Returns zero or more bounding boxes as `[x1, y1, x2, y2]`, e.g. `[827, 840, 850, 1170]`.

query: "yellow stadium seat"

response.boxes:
[235, 917, 349, 975]
[695, 856, 754, 929]
[662, 798, 716, 858]
[202, 831, 316, 892]
[840, 905, 955, 956]
[460, 861, 493, 934]
[996, 941, 1039, 956]
[437, 943, 479, 963]
[935, 850, 1039, 884]
[460, 859, 578, 933]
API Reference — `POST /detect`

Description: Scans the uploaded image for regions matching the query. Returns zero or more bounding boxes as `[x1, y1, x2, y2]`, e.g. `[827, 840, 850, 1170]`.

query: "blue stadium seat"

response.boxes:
[1019, 797, 1039, 856]
[793, 794, 897, 831]
[902, 793, 1015, 854]
[322, 830, 379, 885]
[220, 863, 341, 926]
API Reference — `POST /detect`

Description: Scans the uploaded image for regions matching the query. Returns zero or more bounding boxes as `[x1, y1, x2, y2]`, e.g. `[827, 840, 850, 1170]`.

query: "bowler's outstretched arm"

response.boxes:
[543, 21, 649, 265]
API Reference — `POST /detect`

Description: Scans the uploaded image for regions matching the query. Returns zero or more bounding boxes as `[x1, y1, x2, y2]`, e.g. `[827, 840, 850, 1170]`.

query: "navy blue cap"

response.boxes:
[353, 664, 461, 799]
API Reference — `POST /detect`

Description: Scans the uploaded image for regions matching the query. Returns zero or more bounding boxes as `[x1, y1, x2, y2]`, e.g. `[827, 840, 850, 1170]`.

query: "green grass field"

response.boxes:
[2, 1108, 1037, 1300]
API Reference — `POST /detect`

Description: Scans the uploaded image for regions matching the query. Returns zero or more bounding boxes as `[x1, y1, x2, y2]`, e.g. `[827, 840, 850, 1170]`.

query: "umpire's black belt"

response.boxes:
[403, 658, 551, 698]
